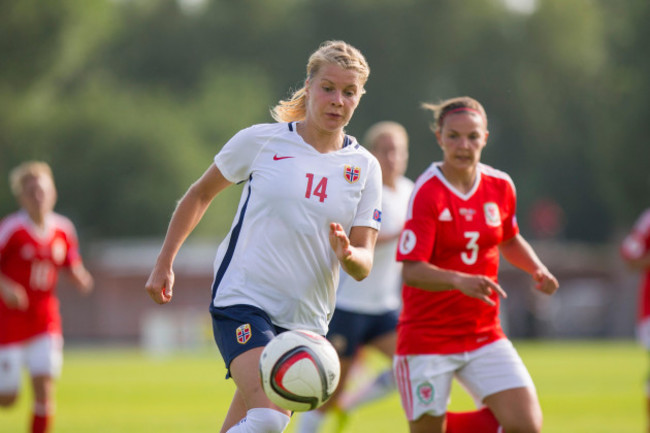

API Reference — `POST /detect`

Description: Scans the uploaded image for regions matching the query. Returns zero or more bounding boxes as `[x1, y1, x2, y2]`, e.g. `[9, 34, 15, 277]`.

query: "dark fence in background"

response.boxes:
[57, 240, 639, 348]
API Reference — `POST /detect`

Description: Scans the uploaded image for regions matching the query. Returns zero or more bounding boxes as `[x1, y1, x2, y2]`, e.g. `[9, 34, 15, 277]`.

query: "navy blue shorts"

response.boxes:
[211, 304, 288, 378]
[326, 308, 399, 358]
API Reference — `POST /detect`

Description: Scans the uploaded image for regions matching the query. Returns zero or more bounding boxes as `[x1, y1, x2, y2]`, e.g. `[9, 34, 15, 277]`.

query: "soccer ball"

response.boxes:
[259, 329, 341, 412]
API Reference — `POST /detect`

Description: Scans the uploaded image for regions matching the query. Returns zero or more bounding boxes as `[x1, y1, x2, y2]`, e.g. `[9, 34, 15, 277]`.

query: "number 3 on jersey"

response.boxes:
[461, 231, 479, 265]
[305, 173, 328, 203]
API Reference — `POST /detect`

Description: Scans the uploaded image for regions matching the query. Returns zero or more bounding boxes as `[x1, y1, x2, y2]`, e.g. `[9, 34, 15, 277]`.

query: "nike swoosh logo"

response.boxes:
[273, 154, 295, 160]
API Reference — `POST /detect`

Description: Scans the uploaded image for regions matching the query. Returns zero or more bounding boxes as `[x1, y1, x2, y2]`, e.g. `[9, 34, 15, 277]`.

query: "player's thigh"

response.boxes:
[455, 339, 535, 408]
[393, 355, 457, 422]
[369, 331, 397, 358]
[229, 346, 289, 416]
[483, 386, 542, 433]
[24, 334, 63, 380]
[0, 344, 23, 401]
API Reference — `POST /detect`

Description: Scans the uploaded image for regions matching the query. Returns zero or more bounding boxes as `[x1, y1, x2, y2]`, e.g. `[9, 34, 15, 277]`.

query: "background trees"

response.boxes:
[2, 0, 648, 242]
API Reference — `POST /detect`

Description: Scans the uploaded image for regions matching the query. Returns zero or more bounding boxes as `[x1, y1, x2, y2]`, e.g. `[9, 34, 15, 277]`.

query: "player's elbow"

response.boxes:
[346, 263, 370, 282]
[352, 269, 370, 282]
[401, 261, 430, 288]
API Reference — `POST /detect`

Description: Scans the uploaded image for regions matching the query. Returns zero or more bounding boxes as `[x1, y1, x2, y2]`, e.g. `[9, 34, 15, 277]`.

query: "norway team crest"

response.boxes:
[344, 165, 361, 184]
[236, 324, 252, 344]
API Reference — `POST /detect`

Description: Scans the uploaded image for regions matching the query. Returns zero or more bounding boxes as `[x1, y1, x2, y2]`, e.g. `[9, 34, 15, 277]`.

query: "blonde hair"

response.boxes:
[362, 121, 409, 151]
[422, 96, 488, 133]
[271, 40, 370, 123]
[9, 161, 54, 197]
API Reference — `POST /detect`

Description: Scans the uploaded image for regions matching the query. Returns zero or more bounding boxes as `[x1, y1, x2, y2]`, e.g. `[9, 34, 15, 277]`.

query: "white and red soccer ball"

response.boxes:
[259, 329, 341, 412]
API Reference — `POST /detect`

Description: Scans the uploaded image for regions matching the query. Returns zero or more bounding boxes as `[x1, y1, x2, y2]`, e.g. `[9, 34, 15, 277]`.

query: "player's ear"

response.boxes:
[435, 130, 443, 148]
[304, 79, 311, 97]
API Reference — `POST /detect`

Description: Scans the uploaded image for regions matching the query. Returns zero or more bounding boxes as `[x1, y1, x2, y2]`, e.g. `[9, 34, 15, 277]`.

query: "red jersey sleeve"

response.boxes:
[500, 178, 519, 242]
[396, 178, 438, 263]
[621, 209, 650, 261]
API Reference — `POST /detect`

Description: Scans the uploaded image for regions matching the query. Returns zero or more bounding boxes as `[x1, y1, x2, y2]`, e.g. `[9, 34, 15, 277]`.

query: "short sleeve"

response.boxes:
[621, 209, 650, 260]
[396, 182, 437, 262]
[56, 215, 82, 268]
[64, 230, 82, 267]
[214, 126, 264, 183]
[501, 179, 519, 241]
[351, 156, 382, 230]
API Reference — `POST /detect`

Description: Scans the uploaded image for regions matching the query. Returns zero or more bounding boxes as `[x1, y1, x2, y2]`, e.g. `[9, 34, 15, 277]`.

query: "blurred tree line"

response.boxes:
[1, 0, 648, 243]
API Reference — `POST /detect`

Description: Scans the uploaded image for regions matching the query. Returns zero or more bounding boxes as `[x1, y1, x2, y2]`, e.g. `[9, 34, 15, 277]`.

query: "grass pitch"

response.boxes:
[1, 340, 645, 432]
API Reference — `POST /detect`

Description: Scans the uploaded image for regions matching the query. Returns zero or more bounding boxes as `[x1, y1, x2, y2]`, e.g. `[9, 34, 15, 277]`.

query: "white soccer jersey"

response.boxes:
[335, 176, 414, 314]
[211, 122, 382, 335]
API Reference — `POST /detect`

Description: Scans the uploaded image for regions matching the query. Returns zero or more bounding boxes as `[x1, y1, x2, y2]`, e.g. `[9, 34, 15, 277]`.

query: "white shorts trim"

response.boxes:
[394, 339, 534, 421]
[0, 334, 63, 394]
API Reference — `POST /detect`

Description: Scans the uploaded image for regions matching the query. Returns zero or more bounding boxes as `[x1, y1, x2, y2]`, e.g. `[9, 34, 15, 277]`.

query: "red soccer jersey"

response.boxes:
[0, 211, 82, 344]
[395, 163, 519, 355]
[621, 209, 650, 321]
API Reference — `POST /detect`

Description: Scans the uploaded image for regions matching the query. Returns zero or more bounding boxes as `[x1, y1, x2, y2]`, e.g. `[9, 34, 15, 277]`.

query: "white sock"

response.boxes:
[226, 408, 291, 433]
[294, 409, 326, 433]
[342, 368, 395, 411]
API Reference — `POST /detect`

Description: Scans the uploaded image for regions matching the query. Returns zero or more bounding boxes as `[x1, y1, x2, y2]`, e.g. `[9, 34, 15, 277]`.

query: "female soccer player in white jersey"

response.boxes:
[394, 97, 559, 433]
[296, 121, 413, 433]
[145, 40, 382, 433]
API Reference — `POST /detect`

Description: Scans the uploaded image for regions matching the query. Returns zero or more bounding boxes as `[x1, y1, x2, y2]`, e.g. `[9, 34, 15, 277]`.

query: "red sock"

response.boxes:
[32, 413, 50, 433]
[446, 407, 500, 433]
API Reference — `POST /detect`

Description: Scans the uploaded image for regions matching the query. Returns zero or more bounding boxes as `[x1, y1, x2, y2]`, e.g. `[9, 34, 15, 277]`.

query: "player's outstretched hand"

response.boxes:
[456, 274, 507, 306]
[71, 264, 94, 295]
[329, 222, 352, 262]
[533, 268, 559, 295]
[145, 265, 175, 305]
[0, 281, 29, 310]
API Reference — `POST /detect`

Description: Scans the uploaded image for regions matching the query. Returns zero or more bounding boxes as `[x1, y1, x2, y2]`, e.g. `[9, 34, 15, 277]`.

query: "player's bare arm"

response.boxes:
[68, 263, 94, 294]
[330, 223, 377, 281]
[402, 260, 507, 306]
[623, 250, 650, 271]
[499, 234, 559, 295]
[0, 272, 29, 310]
[146, 163, 232, 304]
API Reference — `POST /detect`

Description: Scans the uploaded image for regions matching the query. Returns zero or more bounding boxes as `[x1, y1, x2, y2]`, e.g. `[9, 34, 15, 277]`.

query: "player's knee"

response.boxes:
[500, 413, 543, 433]
[234, 408, 291, 433]
[0, 393, 18, 407]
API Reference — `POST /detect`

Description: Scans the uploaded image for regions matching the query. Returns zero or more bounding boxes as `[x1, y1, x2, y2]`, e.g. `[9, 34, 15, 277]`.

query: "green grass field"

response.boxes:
[1, 340, 645, 432]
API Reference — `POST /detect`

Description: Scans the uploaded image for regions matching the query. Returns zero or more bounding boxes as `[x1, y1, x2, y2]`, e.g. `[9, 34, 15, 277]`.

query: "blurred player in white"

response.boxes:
[394, 97, 559, 433]
[145, 41, 382, 433]
[621, 208, 650, 433]
[0, 161, 94, 433]
[296, 121, 413, 433]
